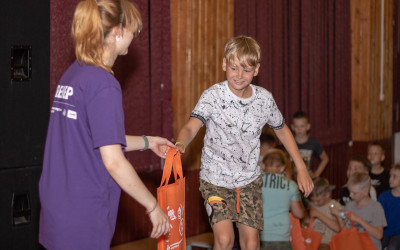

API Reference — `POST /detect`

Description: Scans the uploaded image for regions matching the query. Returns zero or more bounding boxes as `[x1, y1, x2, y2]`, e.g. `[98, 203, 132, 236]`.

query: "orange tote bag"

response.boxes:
[329, 212, 375, 250]
[301, 217, 322, 250]
[157, 149, 186, 250]
[290, 213, 306, 250]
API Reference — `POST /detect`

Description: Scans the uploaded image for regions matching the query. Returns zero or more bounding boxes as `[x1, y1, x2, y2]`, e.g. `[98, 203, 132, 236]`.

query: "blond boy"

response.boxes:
[175, 36, 313, 250]
[339, 155, 377, 206]
[333, 172, 387, 250]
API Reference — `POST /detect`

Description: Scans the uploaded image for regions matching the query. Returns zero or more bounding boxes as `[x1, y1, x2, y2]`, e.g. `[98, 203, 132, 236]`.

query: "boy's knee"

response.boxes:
[239, 233, 260, 250]
[239, 239, 259, 250]
[214, 234, 235, 249]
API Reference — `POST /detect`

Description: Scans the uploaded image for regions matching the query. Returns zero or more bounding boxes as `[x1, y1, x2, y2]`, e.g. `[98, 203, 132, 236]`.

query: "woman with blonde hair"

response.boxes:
[39, 0, 172, 249]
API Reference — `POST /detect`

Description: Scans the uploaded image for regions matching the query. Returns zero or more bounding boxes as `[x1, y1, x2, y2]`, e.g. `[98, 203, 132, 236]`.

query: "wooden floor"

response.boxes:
[110, 237, 157, 250]
[110, 232, 214, 250]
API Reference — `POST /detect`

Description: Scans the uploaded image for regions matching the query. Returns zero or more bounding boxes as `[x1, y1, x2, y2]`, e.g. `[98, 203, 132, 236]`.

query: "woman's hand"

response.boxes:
[148, 204, 170, 238]
[147, 136, 176, 158]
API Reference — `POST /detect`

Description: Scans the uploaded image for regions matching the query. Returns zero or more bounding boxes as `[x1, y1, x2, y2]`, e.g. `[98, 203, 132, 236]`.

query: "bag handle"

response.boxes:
[309, 217, 314, 228]
[340, 211, 353, 232]
[173, 153, 183, 180]
[160, 149, 174, 186]
[160, 149, 183, 187]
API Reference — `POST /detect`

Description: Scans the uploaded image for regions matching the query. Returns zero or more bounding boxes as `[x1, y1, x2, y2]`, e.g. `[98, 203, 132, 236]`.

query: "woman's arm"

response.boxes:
[274, 124, 313, 197]
[99, 144, 169, 238]
[125, 135, 175, 158]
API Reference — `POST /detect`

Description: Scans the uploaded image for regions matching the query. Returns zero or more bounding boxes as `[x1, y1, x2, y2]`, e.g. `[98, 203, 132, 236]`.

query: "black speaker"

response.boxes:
[0, 166, 43, 249]
[0, 0, 50, 168]
[0, 0, 49, 249]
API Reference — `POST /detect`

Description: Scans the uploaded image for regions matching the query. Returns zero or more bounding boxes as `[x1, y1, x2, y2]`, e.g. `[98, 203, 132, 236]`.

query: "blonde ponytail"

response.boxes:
[71, 0, 142, 73]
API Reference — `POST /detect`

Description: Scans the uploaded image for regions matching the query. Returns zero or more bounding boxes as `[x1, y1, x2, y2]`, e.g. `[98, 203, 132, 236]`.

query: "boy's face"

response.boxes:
[367, 145, 385, 166]
[389, 169, 400, 189]
[222, 57, 259, 97]
[310, 191, 330, 206]
[346, 160, 366, 179]
[291, 118, 310, 137]
[348, 184, 369, 202]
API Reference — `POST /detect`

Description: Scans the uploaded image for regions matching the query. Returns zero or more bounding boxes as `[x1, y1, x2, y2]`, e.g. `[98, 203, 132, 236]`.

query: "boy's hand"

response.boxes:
[175, 141, 186, 154]
[309, 171, 317, 179]
[348, 212, 361, 223]
[329, 205, 340, 216]
[296, 168, 314, 197]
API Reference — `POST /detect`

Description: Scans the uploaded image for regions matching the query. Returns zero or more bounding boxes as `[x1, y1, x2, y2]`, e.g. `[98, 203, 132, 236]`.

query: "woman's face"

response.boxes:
[115, 27, 137, 55]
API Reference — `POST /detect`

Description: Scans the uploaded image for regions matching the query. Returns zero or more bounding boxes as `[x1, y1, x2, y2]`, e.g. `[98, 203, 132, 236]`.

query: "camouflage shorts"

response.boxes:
[199, 175, 264, 230]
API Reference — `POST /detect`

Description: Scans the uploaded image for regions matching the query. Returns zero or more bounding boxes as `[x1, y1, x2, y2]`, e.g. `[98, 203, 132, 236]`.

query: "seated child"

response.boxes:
[308, 177, 341, 249]
[378, 163, 400, 250]
[260, 148, 305, 250]
[339, 155, 377, 205]
[332, 172, 387, 250]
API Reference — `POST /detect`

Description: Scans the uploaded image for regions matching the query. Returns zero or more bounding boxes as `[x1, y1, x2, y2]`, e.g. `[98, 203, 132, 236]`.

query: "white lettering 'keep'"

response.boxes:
[55, 85, 74, 100]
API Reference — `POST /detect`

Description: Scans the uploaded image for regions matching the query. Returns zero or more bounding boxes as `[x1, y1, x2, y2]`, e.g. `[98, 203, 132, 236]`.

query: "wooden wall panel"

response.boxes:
[351, 0, 393, 141]
[171, 0, 234, 170]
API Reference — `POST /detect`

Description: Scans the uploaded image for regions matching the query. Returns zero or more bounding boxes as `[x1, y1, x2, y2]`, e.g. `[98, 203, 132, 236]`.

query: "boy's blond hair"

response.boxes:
[224, 35, 261, 68]
[72, 0, 142, 73]
[311, 177, 330, 196]
[347, 172, 371, 190]
[392, 163, 400, 171]
[262, 148, 288, 169]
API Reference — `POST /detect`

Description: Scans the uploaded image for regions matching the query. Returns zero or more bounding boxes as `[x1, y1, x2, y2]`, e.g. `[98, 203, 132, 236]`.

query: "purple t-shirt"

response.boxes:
[39, 61, 126, 250]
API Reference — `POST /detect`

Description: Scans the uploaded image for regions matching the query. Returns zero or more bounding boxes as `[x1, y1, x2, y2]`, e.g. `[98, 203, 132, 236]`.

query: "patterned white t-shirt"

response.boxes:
[191, 81, 285, 188]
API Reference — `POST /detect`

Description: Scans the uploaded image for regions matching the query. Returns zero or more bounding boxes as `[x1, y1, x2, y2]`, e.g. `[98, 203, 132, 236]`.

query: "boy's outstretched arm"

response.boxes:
[175, 117, 204, 153]
[125, 135, 175, 158]
[274, 124, 314, 196]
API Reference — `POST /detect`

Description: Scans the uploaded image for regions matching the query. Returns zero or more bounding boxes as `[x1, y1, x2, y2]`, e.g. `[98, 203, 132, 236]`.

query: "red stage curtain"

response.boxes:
[234, 0, 351, 145]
